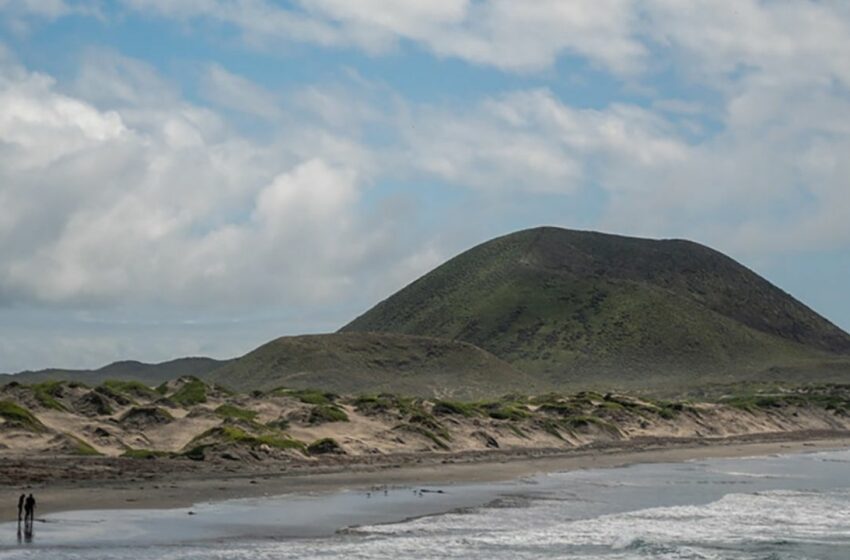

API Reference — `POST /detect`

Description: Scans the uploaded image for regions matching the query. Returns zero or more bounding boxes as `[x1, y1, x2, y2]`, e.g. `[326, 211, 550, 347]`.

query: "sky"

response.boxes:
[1, 1, 850, 372]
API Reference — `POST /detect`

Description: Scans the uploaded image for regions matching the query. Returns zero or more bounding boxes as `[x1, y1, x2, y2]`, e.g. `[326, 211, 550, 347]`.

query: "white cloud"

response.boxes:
[73, 49, 180, 109]
[644, 0, 850, 88]
[401, 89, 688, 194]
[5, 1, 850, 370]
[0, 54, 421, 311]
[202, 63, 282, 119]
[0, 0, 71, 19]
[119, 0, 646, 74]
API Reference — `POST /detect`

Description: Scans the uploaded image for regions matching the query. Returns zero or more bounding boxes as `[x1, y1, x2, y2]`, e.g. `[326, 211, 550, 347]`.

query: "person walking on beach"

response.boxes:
[24, 494, 35, 525]
[17, 494, 25, 524]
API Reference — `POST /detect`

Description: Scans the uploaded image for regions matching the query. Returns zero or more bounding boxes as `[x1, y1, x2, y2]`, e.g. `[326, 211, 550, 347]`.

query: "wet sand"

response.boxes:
[3, 431, 850, 523]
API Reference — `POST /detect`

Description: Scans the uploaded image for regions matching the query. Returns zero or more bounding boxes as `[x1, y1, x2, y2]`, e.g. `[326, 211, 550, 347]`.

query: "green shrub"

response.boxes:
[102, 380, 158, 400]
[352, 393, 425, 417]
[31, 381, 68, 411]
[483, 402, 530, 420]
[67, 434, 101, 456]
[507, 424, 527, 439]
[308, 404, 349, 424]
[395, 423, 450, 450]
[215, 404, 258, 421]
[272, 388, 338, 405]
[187, 426, 305, 452]
[538, 402, 578, 417]
[266, 417, 290, 430]
[0, 401, 46, 432]
[538, 419, 566, 440]
[93, 385, 134, 406]
[170, 378, 208, 406]
[567, 415, 619, 435]
[307, 437, 344, 455]
[79, 391, 115, 415]
[432, 400, 480, 417]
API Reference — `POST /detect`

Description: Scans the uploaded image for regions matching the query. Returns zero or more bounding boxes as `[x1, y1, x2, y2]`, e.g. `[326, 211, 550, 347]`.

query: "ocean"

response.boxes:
[3, 447, 850, 559]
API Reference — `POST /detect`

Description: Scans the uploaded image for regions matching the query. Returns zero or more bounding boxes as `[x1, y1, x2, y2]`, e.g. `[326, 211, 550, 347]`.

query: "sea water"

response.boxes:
[3, 447, 850, 559]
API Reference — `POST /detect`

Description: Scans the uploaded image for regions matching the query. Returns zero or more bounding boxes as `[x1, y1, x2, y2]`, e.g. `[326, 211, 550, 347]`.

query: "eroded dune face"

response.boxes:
[2, 378, 850, 463]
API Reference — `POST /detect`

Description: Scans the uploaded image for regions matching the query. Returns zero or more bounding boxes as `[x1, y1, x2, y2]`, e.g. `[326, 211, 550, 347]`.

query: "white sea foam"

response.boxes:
[4, 449, 850, 560]
[350, 488, 850, 556]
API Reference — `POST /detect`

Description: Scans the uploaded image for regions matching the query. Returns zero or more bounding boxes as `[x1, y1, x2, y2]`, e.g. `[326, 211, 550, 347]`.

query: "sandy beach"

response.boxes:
[3, 430, 849, 523]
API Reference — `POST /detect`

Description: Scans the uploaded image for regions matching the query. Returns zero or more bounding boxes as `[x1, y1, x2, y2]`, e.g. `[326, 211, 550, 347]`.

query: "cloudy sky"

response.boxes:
[1, 1, 849, 372]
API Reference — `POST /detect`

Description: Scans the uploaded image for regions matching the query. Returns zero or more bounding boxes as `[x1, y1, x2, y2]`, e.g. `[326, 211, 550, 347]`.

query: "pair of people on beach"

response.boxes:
[17, 494, 35, 524]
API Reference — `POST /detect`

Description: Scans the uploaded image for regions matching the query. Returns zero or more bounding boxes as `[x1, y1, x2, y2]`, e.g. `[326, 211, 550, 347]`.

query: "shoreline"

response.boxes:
[4, 430, 850, 522]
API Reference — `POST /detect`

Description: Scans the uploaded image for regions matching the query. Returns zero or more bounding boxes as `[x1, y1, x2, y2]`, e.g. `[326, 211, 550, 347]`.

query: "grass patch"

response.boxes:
[308, 404, 349, 424]
[119, 406, 174, 429]
[93, 385, 134, 406]
[0, 401, 46, 432]
[187, 426, 306, 454]
[215, 404, 258, 421]
[272, 388, 338, 406]
[566, 415, 620, 435]
[307, 437, 344, 455]
[352, 394, 425, 417]
[482, 401, 530, 420]
[66, 434, 101, 456]
[102, 380, 158, 400]
[170, 378, 208, 406]
[721, 395, 796, 412]
[538, 419, 567, 440]
[537, 402, 580, 417]
[396, 423, 450, 450]
[266, 417, 290, 430]
[432, 400, 480, 417]
[78, 391, 115, 415]
[507, 424, 528, 439]
[31, 381, 68, 411]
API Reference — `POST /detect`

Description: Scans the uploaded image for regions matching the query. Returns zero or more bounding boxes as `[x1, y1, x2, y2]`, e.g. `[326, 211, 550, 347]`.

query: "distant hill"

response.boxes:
[341, 227, 850, 390]
[3, 357, 230, 387]
[206, 332, 534, 399]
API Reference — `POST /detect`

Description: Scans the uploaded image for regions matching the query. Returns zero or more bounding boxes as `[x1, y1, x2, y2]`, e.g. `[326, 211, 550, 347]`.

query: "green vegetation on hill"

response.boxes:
[5, 227, 850, 397]
[208, 332, 534, 398]
[342, 227, 850, 391]
[0, 401, 46, 432]
[183, 425, 306, 460]
[31, 381, 69, 411]
[101, 380, 158, 400]
[169, 377, 208, 406]
[215, 404, 258, 421]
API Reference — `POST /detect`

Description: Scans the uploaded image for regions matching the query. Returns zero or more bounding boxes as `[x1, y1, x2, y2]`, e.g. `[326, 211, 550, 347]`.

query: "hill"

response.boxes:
[341, 227, 850, 391]
[206, 332, 534, 398]
[3, 357, 230, 387]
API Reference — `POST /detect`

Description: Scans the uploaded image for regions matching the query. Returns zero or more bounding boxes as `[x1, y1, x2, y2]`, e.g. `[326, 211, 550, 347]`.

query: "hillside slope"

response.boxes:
[207, 332, 534, 398]
[3, 357, 230, 387]
[342, 227, 850, 390]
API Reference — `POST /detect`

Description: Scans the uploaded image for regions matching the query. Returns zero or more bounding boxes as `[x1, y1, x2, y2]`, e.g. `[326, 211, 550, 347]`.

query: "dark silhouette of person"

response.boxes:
[17, 494, 25, 524]
[24, 494, 35, 525]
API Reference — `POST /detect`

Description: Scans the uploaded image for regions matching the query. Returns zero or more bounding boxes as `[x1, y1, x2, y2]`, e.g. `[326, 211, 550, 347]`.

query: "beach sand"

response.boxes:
[3, 430, 849, 522]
